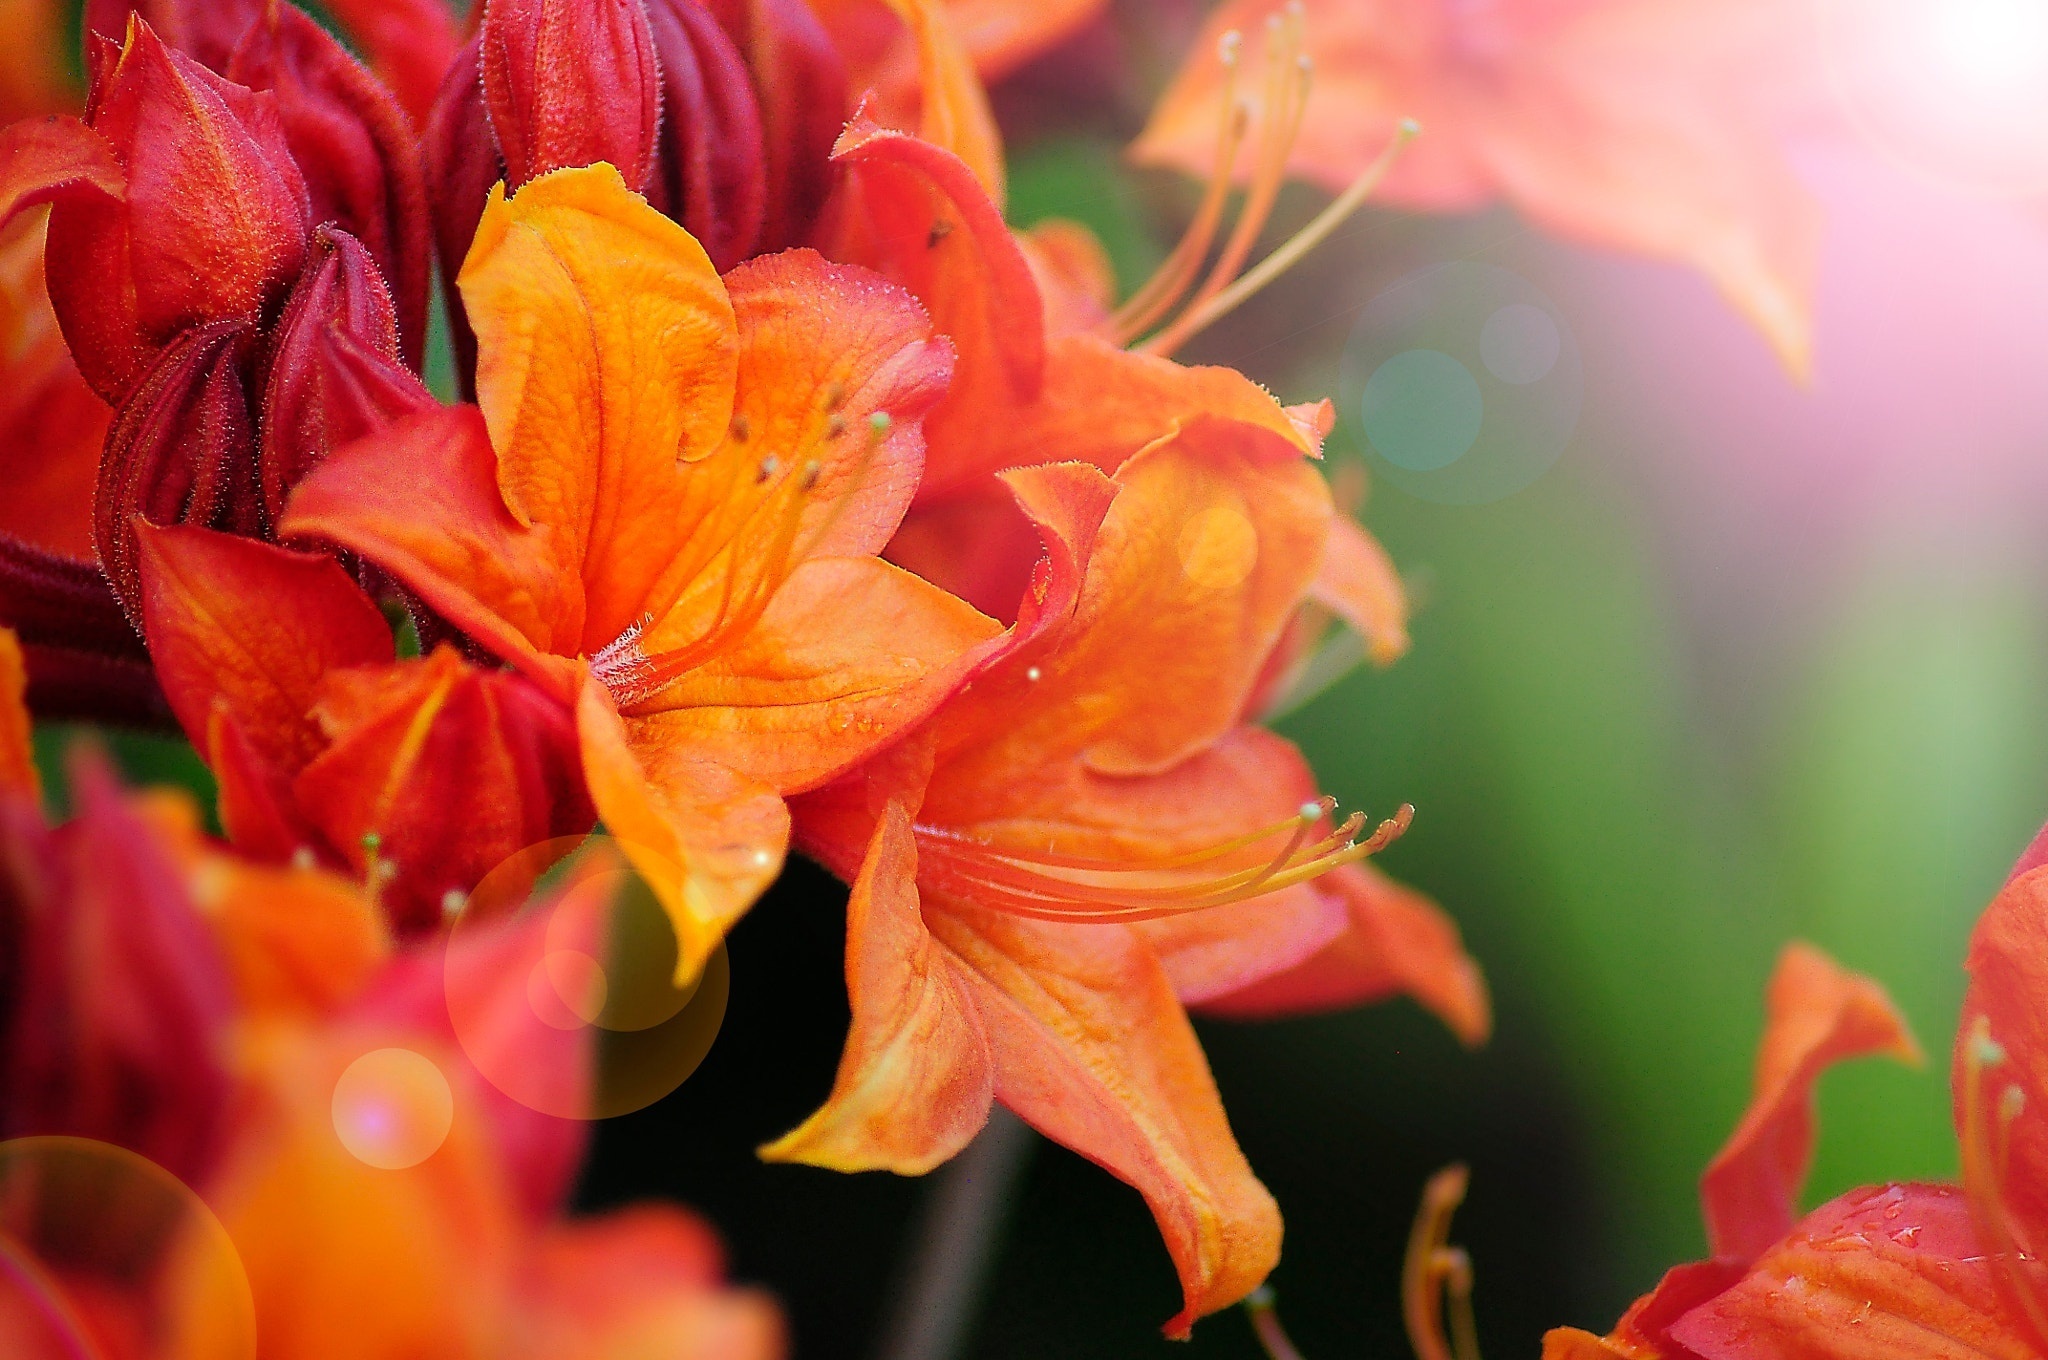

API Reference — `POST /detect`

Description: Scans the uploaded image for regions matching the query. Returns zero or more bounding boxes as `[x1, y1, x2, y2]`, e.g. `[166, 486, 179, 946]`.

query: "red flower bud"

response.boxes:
[94, 318, 262, 616]
[84, 0, 264, 71]
[226, 2, 433, 368]
[424, 36, 496, 398]
[0, 750, 235, 1184]
[481, 0, 663, 193]
[260, 227, 435, 526]
[709, 0, 846, 253]
[643, 0, 767, 268]
[37, 21, 310, 402]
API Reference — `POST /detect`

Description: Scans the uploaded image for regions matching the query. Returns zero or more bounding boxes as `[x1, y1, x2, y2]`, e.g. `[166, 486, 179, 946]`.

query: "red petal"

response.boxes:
[1699, 943, 1920, 1263]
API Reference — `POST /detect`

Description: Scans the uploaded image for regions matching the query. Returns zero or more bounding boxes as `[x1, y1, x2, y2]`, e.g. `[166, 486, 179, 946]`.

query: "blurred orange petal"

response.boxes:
[1699, 942, 1920, 1262]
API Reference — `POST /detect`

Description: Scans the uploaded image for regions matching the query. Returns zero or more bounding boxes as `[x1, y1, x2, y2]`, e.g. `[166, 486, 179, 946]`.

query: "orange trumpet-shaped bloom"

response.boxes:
[819, 115, 1414, 668]
[1132, 0, 1820, 376]
[773, 409, 1487, 1336]
[285, 163, 1001, 980]
[135, 523, 594, 935]
[1539, 894, 2048, 1360]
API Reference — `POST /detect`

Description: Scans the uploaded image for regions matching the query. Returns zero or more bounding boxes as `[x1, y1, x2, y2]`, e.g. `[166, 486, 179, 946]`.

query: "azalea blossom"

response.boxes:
[1133, 0, 1820, 374]
[1541, 848, 2048, 1360]
[0, 625, 781, 1360]
[286, 163, 1000, 980]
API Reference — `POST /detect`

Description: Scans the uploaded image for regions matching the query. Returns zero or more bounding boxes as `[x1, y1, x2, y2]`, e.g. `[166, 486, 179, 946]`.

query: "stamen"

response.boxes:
[1109, 3, 1421, 357]
[1403, 1165, 1482, 1360]
[1244, 1285, 1310, 1360]
[1105, 30, 1251, 345]
[1139, 116, 1418, 356]
[593, 412, 895, 710]
[912, 800, 1410, 923]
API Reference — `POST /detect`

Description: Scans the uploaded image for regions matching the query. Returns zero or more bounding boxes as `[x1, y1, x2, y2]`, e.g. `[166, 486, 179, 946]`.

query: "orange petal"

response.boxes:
[925, 331, 1315, 501]
[206, 1023, 523, 1360]
[1313, 513, 1410, 667]
[927, 902, 1279, 1336]
[0, 210, 108, 562]
[1132, 0, 1817, 376]
[941, 0, 1108, 84]
[519, 1206, 786, 1360]
[1699, 942, 1921, 1263]
[636, 247, 956, 627]
[628, 555, 999, 794]
[1670, 1183, 2032, 1360]
[283, 405, 582, 688]
[1019, 217, 1115, 336]
[296, 647, 595, 934]
[824, 115, 1043, 499]
[576, 675, 788, 985]
[879, 0, 1005, 203]
[1540, 1330, 1640, 1360]
[0, 624, 38, 801]
[1197, 863, 1492, 1049]
[932, 424, 1331, 781]
[136, 524, 394, 776]
[129, 788, 388, 1018]
[462, 163, 739, 649]
[761, 802, 993, 1171]
[1958, 856, 2048, 1309]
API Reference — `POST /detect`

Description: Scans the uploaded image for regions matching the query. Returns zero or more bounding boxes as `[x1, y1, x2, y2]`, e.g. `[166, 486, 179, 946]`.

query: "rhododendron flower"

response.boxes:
[1133, 0, 1820, 374]
[0, 11, 429, 625]
[0, 623, 782, 1360]
[286, 163, 1000, 981]
[772, 410, 1485, 1335]
[1538, 883, 2048, 1360]
[136, 524, 595, 935]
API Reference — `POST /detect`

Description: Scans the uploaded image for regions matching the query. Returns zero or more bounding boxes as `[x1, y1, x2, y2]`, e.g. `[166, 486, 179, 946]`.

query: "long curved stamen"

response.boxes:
[1114, 3, 1420, 358]
[1404, 1165, 1482, 1360]
[912, 801, 1411, 923]
[1105, 30, 1251, 345]
[1958, 1017, 2048, 1350]
[1150, 6, 1315, 340]
[592, 409, 893, 710]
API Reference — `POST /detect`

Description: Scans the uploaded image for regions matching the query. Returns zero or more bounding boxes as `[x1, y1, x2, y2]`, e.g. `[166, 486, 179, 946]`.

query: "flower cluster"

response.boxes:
[0, 0, 1498, 1350]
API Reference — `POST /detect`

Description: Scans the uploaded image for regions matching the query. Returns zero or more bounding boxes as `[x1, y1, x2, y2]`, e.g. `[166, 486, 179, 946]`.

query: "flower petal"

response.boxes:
[824, 116, 1043, 499]
[628, 555, 1000, 794]
[1313, 513, 1409, 667]
[136, 524, 394, 776]
[576, 676, 788, 985]
[283, 405, 582, 687]
[927, 901, 1280, 1336]
[931, 426, 1331, 782]
[461, 163, 739, 648]
[1197, 863, 1491, 1048]
[0, 625, 38, 801]
[1671, 1184, 2033, 1360]
[1700, 942, 1921, 1263]
[761, 802, 993, 1172]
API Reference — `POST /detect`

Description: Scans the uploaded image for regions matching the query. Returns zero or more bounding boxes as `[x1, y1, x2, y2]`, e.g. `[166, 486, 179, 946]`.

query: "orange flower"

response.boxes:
[284, 163, 1001, 980]
[1532, 927, 2048, 1360]
[820, 114, 1413, 664]
[1132, 0, 1819, 375]
[771, 411, 1486, 1335]
[135, 522, 595, 935]
[0, 622, 780, 1360]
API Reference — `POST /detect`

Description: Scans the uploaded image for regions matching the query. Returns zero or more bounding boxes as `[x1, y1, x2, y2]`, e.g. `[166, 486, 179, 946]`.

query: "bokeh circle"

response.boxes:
[445, 836, 730, 1121]
[1340, 262, 1582, 504]
[331, 1048, 455, 1170]
[0, 1136, 256, 1360]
